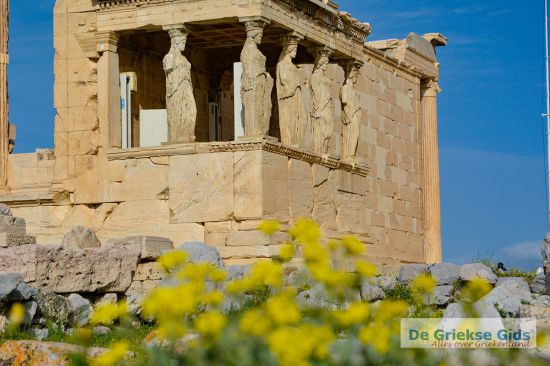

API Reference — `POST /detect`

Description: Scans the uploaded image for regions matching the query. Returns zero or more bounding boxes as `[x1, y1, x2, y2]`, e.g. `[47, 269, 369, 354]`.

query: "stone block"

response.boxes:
[169, 153, 234, 223]
[62, 225, 101, 249]
[226, 230, 270, 247]
[313, 169, 337, 230]
[262, 152, 289, 222]
[134, 262, 165, 282]
[0, 244, 141, 293]
[336, 192, 367, 234]
[234, 150, 263, 220]
[107, 236, 173, 260]
[288, 159, 314, 221]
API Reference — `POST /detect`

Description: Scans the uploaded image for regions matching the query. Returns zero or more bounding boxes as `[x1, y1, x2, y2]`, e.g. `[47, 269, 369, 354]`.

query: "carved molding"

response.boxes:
[107, 140, 369, 176]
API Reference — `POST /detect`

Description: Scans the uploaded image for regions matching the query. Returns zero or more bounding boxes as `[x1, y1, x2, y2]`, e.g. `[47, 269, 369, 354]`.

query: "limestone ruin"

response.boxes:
[0, 0, 447, 266]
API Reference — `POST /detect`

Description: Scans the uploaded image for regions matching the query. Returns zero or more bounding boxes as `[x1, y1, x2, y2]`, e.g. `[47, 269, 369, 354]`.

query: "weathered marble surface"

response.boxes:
[341, 62, 362, 164]
[163, 26, 197, 143]
[241, 20, 273, 138]
[277, 34, 307, 146]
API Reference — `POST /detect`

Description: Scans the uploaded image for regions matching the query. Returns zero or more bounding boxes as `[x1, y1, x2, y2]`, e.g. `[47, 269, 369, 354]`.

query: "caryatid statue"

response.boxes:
[163, 25, 197, 143]
[276, 33, 306, 147]
[341, 60, 363, 164]
[240, 18, 274, 138]
[310, 47, 334, 155]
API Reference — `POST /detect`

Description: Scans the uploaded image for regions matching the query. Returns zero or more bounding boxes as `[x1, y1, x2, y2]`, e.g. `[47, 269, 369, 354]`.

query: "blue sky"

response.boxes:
[7, 1, 547, 269]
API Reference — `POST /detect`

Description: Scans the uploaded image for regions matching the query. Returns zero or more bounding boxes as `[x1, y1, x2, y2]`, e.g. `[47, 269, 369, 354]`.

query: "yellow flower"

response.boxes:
[341, 236, 365, 256]
[289, 219, 322, 245]
[355, 261, 377, 278]
[278, 243, 295, 262]
[195, 311, 227, 339]
[200, 290, 225, 306]
[90, 301, 129, 326]
[9, 303, 25, 326]
[142, 283, 202, 320]
[375, 300, 410, 322]
[359, 324, 390, 355]
[461, 277, 492, 303]
[259, 220, 281, 235]
[226, 261, 283, 294]
[158, 250, 188, 273]
[89, 341, 129, 366]
[411, 273, 436, 295]
[265, 293, 301, 326]
[240, 309, 271, 337]
[333, 302, 370, 327]
[267, 325, 335, 366]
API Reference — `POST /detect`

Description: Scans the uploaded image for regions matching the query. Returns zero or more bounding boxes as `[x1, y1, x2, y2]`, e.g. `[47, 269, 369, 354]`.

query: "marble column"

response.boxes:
[0, 0, 8, 189]
[96, 32, 121, 149]
[421, 79, 442, 264]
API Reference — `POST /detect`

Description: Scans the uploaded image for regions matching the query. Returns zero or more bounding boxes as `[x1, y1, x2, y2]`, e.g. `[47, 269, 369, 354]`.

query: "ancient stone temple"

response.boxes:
[0, 0, 447, 265]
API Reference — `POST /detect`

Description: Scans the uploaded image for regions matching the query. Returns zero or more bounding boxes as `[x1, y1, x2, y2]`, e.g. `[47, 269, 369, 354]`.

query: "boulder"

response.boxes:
[360, 283, 385, 302]
[520, 304, 550, 329]
[0, 208, 36, 248]
[0, 203, 12, 217]
[426, 285, 454, 306]
[480, 278, 532, 317]
[496, 277, 527, 287]
[0, 315, 8, 333]
[62, 226, 101, 249]
[0, 341, 106, 366]
[35, 292, 72, 324]
[225, 265, 251, 281]
[24, 301, 38, 325]
[296, 284, 337, 309]
[178, 242, 223, 267]
[371, 276, 397, 290]
[96, 293, 117, 307]
[7, 281, 38, 302]
[108, 236, 173, 260]
[68, 294, 92, 327]
[459, 263, 497, 284]
[443, 301, 501, 319]
[0, 244, 141, 293]
[531, 271, 546, 294]
[0, 272, 23, 301]
[430, 263, 460, 285]
[29, 328, 49, 341]
[397, 264, 428, 284]
[531, 295, 550, 307]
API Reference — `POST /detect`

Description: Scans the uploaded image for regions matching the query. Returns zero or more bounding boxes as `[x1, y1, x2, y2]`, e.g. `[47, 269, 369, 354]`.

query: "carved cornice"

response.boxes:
[107, 140, 369, 176]
[96, 0, 371, 43]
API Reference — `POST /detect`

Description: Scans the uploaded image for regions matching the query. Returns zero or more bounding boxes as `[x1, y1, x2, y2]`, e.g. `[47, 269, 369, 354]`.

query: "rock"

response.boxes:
[96, 293, 117, 307]
[108, 236, 173, 260]
[68, 294, 92, 327]
[7, 281, 38, 301]
[520, 304, 550, 329]
[0, 341, 106, 366]
[225, 265, 251, 281]
[134, 262, 165, 282]
[24, 301, 38, 325]
[177, 242, 223, 267]
[426, 285, 454, 306]
[397, 264, 428, 284]
[360, 283, 385, 302]
[430, 263, 460, 285]
[0, 203, 12, 216]
[35, 292, 72, 324]
[126, 293, 143, 316]
[459, 263, 497, 284]
[93, 326, 111, 335]
[0, 272, 23, 301]
[532, 295, 550, 307]
[0, 244, 142, 293]
[532, 271, 546, 294]
[371, 276, 397, 290]
[495, 277, 526, 287]
[0, 315, 8, 333]
[443, 301, 501, 319]
[296, 284, 337, 309]
[62, 226, 101, 249]
[480, 278, 532, 317]
[30, 328, 49, 341]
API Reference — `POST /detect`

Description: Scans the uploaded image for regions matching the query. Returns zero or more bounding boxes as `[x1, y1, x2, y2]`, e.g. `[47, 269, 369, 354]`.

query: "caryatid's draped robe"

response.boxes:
[341, 74, 361, 163]
[240, 38, 273, 137]
[277, 56, 307, 146]
[310, 62, 333, 154]
[163, 45, 197, 143]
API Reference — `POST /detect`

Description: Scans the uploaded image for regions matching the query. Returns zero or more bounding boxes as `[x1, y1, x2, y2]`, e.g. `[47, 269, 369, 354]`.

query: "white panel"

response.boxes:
[233, 62, 244, 140]
[140, 109, 168, 147]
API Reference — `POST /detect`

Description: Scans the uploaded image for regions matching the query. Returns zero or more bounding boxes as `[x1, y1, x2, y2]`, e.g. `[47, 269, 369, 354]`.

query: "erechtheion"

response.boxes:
[0, 0, 447, 265]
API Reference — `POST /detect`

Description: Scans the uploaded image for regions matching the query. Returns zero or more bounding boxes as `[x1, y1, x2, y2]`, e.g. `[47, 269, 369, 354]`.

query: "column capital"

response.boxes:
[281, 31, 305, 46]
[162, 24, 189, 36]
[239, 16, 271, 28]
[421, 79, 441, 97]
[308, 45, 334, 58]
[96, 31, 119, 54]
